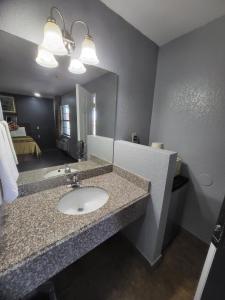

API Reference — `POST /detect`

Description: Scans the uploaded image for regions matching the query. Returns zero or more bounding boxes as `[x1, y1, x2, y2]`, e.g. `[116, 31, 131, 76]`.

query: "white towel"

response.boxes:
[0, 121, 18, 164]
[0, 123, 19, 203]
[0, 101, 3, 122]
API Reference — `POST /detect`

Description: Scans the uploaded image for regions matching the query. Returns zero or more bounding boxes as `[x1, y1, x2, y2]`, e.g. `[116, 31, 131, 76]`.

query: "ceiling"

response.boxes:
[0, 31, 108, 98]
[101, 0, 225, 45]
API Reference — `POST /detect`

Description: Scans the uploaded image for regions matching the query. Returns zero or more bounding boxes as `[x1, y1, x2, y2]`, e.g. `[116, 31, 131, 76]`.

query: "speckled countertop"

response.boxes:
[0, 170, 149, 299]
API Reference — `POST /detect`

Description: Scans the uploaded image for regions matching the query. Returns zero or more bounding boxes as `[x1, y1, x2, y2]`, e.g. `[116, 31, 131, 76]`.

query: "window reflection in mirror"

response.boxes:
[60, 105, 71, 137]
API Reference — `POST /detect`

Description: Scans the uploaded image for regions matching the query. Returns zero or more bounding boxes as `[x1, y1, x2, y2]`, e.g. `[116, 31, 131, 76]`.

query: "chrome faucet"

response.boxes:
[70, 174, 81, 188]
[66, 173, 81, 188]
[64, 164, 81, 188]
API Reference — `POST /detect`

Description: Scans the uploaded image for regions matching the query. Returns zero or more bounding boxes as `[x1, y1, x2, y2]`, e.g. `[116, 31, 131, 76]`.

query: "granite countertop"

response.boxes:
[0, 170, 149, 299]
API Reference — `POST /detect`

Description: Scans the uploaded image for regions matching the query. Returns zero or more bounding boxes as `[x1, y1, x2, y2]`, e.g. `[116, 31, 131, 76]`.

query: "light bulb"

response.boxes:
[36, 46, 58, 68]
[41, 20, 67, 56]
[68, 58, 86, 74]
[34, 92, 41, 97]
[80, 35, 99, 65]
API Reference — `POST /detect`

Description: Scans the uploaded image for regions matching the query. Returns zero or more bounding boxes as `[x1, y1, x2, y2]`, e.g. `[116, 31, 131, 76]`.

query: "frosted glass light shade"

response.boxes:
[68, 59, 86, 74]
[41, 20, 67, 56]
[36, 46, 58, 68]
[80, 35, 99, 65]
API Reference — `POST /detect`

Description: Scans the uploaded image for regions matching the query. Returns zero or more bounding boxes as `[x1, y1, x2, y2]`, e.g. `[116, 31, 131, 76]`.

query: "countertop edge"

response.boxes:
[0, 193, 149, 300]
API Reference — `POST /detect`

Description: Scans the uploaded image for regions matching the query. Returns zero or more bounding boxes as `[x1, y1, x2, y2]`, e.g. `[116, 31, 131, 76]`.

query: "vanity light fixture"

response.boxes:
[36, 7, 99, 74]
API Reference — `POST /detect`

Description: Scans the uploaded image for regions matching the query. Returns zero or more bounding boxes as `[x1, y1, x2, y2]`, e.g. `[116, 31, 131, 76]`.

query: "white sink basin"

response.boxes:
[44, 168, 77, 179]
[57, 187, 109, 215]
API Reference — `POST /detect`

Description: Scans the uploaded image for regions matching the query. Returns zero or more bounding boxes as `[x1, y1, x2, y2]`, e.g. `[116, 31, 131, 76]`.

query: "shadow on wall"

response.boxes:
[181, 163, 221, 243]
[123, 195, 157, 255]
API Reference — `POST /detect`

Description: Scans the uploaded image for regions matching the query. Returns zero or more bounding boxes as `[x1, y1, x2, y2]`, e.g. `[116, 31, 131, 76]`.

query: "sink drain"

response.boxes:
[77, 207, 84, 212]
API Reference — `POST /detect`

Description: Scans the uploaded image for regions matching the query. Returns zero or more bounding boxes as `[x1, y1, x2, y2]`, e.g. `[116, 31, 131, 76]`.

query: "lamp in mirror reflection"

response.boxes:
[68, 58, 86, 74]
[36, 7, 99, 73]
[36, 45, 58, 68]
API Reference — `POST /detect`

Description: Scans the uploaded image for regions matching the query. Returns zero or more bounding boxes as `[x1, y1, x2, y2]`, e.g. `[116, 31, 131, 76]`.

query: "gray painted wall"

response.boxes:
[85, 73, 117, 138]
[150, 16, 225, 243]
[0, 0, 158, 145]
[12, 94, 55, 150]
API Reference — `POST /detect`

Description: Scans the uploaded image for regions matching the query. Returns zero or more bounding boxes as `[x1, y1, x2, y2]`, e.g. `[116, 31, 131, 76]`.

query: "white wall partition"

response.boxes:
[114, 140, 177, 265]
[87, 135, 114, 163]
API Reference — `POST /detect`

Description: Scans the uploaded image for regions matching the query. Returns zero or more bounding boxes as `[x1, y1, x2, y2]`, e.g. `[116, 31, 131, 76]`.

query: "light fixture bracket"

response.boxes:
[47, 7, 91, 55]
[47, 17, 56, 24]
[66, 20, 91, 55]
[49, 7, 66, 32]
[63, 31, 75, 55]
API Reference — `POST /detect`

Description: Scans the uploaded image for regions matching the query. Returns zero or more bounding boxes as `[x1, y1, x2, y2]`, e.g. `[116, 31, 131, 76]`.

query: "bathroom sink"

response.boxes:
[57, 186, 109, 215]
[44, 168, 77, 179]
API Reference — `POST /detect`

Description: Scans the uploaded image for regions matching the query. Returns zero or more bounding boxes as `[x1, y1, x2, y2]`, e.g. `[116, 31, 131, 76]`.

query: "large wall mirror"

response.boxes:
[0, 30, 118, 183]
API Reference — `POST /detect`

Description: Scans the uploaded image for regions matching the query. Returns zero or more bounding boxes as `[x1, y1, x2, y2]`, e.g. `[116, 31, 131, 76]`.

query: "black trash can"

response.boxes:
[23, 281, 57, 300]
[163, 175, 189, 250]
